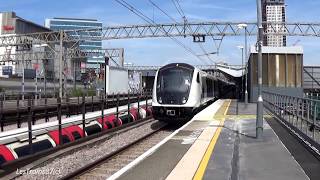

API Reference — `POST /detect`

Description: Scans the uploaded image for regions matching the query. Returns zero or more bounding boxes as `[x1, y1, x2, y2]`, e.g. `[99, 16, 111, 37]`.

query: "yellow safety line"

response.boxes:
[193, 100, 231, 180]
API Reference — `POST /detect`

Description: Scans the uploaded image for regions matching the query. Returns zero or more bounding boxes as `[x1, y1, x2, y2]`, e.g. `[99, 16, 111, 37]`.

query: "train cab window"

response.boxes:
[197, 72, 200, 83]
[156, 66, 194, 104]
[71, 132, 82, 140]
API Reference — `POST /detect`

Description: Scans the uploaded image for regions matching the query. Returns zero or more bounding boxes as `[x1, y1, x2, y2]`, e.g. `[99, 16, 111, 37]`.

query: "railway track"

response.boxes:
[63, 122, 172, 180]
[10, 118, 168, 180]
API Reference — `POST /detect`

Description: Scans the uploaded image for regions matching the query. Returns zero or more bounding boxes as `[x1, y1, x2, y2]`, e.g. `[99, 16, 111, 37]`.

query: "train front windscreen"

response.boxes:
[156, 67, 193, 105]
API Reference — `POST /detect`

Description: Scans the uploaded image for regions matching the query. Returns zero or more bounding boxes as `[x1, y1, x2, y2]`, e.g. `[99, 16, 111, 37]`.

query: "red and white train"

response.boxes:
[0, 103, 152, 165]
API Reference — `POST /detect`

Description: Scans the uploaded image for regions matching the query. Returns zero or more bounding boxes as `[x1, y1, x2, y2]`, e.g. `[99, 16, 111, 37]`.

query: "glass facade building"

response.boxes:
[45, 17, 103, 69]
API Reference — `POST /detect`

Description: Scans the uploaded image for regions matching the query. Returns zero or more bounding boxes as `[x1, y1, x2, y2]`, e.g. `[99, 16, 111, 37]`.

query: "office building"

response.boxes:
[0, 12, 51, 78]
[45, 17, 103, 69]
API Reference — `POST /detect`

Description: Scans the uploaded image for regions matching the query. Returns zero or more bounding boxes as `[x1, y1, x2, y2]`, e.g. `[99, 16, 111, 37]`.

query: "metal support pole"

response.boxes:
[66, 94, 70, 117]
[27, 96, 33, 154]
[145, 91, 148, 116]
[17, 95, 21, 128]
[91, 94, 94, 112]
[59, 30, 63, 99]
[101, 93, 104, 120]
[45, 95, 48, 122]
[138, 91, 140, 119]
[82, 93, 86, 137]
[245, 26, 248, 104]
[35, 65, 38, 106]
[116, 94, 119, 120]
[241, 47, 244, 101]
[57, 97, 62, 145]
[73, 60, 76, 90]
[44, 59, 47, 103]
[105, 93, 108, 110]
[22, 55, 25, 102]
[120, 48, 124, 67]
[32, 94, 35, 125]
[128, 91, 131, 121]
[0, 95, 3, 132]
[256, 0, 264, 139]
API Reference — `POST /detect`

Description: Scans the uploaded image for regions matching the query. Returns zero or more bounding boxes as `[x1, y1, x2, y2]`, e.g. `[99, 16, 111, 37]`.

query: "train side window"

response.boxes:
[0, 155, 6, 165]
[71, 131, 82, 140]
[197, 72, 200, 83]
[62, 135, 71, 144]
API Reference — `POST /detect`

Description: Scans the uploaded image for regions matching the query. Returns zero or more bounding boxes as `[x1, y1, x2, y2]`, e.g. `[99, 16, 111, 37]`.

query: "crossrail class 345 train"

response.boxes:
[152, 63, 218, 122]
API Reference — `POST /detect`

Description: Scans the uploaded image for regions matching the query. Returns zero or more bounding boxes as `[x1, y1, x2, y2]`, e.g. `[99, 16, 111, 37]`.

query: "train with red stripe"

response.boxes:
[0, 105, 152, 166]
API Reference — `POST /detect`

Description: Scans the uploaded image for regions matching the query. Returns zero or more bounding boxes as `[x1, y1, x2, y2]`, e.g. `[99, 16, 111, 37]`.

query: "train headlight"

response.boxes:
[182, 97, 187, 104]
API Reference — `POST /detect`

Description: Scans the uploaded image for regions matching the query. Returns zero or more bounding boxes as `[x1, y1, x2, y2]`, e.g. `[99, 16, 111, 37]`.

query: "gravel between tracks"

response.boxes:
[15, 120, 163, 180]
[78, 130, 173, 180]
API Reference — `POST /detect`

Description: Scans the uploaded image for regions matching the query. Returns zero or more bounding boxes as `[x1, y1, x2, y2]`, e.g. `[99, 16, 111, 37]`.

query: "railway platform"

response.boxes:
[111, 99, 312, 180]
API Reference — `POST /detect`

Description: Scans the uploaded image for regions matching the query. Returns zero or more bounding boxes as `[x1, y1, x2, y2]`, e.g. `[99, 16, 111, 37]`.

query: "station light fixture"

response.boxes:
[237, 45, 244, 49]
[237, 23, 248, 29]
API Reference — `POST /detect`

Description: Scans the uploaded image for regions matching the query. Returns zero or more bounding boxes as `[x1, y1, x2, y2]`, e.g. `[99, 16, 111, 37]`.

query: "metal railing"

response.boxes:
[0, 90, 152, 131]
[0, 90, 153, 166]
[263, 91, 320, 155]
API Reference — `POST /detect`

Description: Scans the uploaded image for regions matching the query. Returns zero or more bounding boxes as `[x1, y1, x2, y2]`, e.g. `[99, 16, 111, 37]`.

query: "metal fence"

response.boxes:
[263, 91, 320, 154]
[0, 90, 152, 166]
[0, 90, 152, 131]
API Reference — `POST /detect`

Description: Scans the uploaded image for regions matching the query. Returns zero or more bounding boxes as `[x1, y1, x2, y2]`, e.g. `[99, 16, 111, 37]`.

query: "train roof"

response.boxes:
[159, 63, 195, 71]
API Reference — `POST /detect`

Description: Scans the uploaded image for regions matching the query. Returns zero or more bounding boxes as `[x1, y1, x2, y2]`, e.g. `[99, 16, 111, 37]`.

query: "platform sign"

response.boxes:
[24, 69, 36, 78]
[2, 66, 12, 76]
[3, 25, 14, 31]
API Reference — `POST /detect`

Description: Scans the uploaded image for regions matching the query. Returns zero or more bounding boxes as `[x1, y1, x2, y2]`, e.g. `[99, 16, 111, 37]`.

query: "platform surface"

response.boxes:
[113, 100, 310, 180]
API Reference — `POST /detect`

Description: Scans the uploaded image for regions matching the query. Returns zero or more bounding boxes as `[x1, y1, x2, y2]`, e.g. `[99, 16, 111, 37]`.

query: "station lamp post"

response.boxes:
[256, 0, 264, 139]
[237, 45, 244, 101]
[237, 23, 249, 104]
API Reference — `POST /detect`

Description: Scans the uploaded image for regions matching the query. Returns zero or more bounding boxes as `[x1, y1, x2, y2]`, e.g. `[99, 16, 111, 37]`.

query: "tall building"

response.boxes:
[45, 18, 103, 69]
[262, 0, 286, 47]
[0, 12, 51, 78]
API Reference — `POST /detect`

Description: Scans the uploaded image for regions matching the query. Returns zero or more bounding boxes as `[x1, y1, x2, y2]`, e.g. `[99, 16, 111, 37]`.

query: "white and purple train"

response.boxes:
[152, 63, 218, 122]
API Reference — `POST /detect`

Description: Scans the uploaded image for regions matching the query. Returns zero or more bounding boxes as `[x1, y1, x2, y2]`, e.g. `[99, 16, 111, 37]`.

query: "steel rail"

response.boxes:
[60, 119, 166, 180]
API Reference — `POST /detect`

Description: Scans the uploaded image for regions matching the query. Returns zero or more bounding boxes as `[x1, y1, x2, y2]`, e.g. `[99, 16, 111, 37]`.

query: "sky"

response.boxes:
[0, 0, 319, 66]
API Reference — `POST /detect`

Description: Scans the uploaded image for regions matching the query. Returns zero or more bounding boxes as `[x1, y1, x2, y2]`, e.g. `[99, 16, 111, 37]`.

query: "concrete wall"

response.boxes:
[249, 46, 304, 102]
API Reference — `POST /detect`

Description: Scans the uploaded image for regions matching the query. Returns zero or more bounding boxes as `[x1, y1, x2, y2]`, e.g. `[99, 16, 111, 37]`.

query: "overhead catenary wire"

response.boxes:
[148, 0, 212, 64]
[171, 0, 214, 63]
[148, 0, 178, 23]
[114, 0, 208, 64]
[171, 0, 184, 18]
